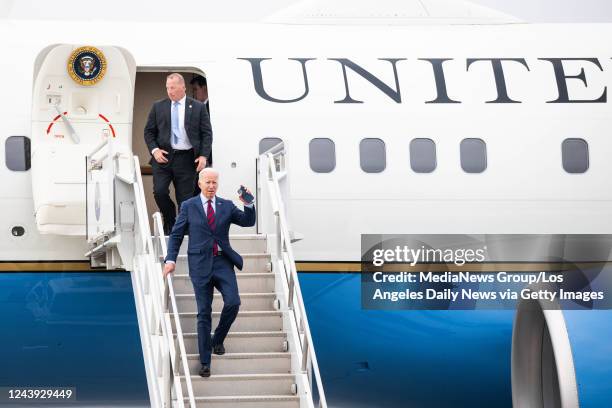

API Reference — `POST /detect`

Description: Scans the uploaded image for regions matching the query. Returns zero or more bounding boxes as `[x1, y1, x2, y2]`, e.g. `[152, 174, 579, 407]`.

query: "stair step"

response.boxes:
[184, 353, 291, 375]
[184, 395, 299, 408]
[177, 332, 288, 354]
[173, 311, 284, 333]
[171, 273, 275, 294]
[179, 374, 296, 397]
[174, 293, 277, 313]
[166, 234, 267, 254]
[171, 253, 272, 273]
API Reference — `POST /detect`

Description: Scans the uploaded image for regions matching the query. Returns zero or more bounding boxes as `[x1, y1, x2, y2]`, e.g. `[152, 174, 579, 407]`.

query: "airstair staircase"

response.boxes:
[169, 234, 298, 408]
[85, 139, 326, 407]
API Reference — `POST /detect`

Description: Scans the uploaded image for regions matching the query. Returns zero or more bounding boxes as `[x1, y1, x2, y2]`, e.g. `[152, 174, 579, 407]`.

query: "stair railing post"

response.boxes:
[258, 142, 328, 408]
[162, 345, 171, 408]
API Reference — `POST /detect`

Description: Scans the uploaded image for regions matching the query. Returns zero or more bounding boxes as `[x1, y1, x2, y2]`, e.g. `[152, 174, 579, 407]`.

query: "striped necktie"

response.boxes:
[207, 200, 218, 256]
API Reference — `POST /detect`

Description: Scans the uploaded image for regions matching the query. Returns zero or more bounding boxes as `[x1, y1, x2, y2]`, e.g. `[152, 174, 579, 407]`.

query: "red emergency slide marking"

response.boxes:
[46, 112, 68, 134]
[98, 114, 116, 138]
[45, 112, 116, 137]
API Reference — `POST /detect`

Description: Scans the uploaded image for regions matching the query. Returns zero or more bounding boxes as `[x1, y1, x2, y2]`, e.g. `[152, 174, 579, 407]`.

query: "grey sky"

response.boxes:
[2, 0, 612, 23]
[470, 0, 612, 23]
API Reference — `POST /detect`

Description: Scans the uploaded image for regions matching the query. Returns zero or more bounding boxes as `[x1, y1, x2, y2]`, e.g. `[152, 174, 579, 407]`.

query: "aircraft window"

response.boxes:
[410, 138, 437, 173]
[562, 138, 589, 173]
[5, 136, 31, 171]
[309, 138, 336, 173]
[259, 138, 283, 155]
[460, 138, 487, 173]
[360, 138, 386, 173]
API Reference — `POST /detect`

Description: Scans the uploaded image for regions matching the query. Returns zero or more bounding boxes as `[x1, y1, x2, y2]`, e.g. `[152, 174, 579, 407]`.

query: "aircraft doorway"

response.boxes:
[131, 69, 208, 231]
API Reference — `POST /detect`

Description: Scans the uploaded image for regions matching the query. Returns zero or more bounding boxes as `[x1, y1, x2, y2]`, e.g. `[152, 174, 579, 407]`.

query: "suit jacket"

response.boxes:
[165, 195, 256, 276]
[144, 96, 212, 164]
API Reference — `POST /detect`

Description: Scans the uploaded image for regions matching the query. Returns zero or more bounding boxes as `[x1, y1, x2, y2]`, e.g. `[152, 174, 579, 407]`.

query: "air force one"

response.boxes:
[1, 0, 611, 406]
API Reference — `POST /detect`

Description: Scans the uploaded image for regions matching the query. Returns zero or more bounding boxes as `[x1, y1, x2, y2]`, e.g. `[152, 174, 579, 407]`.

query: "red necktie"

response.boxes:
[207, 200, 218, 256]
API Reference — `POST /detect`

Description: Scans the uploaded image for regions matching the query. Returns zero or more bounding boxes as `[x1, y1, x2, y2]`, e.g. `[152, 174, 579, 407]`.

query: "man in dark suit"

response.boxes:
[163, 168, 255, 377]
[190, 75, 209, 115]
[190, 75, 212, 196]
[144, 73, 212, 233]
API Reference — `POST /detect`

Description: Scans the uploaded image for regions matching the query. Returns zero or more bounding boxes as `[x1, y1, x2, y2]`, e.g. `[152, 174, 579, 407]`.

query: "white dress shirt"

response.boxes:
[200, 194, 254, 212]
[165, 195, 254, 264]
[171, 95, 192, 150]
[151, 95, 192, 155]
[201, 194, 216, 215]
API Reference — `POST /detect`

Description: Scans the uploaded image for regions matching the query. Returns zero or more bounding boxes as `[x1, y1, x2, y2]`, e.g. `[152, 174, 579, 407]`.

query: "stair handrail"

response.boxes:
[85, 132, 196, 406]
[258, 142, 328, 408]
[152, 212, 197, 407]
[132, 156, 196, 407]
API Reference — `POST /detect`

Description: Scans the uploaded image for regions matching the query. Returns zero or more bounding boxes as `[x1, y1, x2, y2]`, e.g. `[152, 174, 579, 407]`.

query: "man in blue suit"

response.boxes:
[163, 167, 256, 377]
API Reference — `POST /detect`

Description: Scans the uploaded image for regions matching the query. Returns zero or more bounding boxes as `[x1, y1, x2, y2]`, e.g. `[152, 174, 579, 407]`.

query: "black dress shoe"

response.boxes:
[212, 344, 225, 355]
[199, 364, 211, 377]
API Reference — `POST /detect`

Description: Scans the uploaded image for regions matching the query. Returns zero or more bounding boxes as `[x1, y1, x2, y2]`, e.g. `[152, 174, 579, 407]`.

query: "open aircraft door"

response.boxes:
[30, 44, 136, 235]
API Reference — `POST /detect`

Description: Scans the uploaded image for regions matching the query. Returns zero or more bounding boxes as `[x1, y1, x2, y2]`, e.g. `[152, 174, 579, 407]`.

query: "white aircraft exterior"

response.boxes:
[2, 20, 612, 262]
[1, 1, 611, 407]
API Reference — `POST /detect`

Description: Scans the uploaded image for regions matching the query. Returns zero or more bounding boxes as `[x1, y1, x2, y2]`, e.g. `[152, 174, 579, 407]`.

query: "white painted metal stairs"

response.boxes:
[167, 234, 304, 408]
[85, 139, 326, 408]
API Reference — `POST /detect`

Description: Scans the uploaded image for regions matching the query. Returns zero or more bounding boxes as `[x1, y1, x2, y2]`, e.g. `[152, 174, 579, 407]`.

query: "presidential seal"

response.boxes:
[67, 46, 107, 86]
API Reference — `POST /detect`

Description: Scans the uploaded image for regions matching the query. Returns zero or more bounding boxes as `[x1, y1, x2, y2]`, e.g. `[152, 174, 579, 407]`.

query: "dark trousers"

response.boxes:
[190, 255, 241, 365]
[152, 149, 196, 233]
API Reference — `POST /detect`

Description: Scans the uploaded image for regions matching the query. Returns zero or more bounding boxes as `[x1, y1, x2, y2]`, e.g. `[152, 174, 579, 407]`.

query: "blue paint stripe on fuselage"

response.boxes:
[0, 272, 149, 406]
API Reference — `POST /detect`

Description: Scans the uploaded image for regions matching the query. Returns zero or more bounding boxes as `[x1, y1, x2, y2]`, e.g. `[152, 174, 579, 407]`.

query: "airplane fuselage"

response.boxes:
[1, 21, 612, 263]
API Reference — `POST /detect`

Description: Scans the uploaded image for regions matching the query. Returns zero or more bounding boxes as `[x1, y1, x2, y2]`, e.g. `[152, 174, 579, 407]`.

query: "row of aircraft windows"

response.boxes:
[4, 135, 590, 174]
[260, 137, 590, 174]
